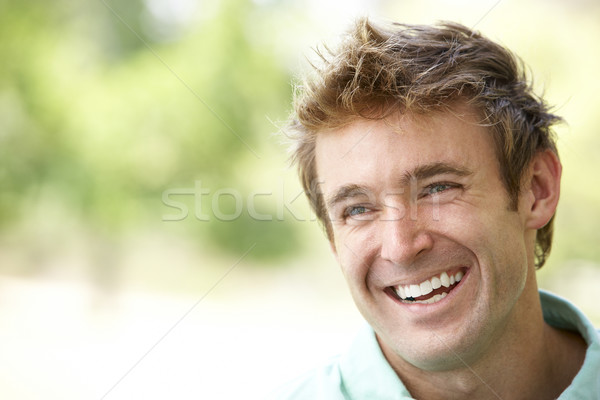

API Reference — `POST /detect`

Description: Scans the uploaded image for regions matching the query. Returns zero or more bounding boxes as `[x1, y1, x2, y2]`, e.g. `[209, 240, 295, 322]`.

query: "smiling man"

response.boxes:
[275, 19, 600, 399]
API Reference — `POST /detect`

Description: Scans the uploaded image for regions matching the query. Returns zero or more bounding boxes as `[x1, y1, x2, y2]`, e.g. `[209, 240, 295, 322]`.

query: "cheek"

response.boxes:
[439, 204, 529, 292]
[490, 218, 530, 284]
[432, 191, 514, 244]
[334, 226, 380, 285]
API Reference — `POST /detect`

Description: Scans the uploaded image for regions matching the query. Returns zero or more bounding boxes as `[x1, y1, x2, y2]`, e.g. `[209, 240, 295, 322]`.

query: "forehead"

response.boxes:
[314, 105, 497, 194]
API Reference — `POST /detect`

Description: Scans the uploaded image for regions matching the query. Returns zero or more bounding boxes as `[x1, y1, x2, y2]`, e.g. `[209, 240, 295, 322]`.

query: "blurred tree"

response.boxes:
[0, 0, 301, 275]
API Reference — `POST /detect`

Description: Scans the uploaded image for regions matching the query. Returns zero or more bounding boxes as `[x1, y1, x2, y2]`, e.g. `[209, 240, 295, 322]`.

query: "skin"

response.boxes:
[314, 102, 586, 399]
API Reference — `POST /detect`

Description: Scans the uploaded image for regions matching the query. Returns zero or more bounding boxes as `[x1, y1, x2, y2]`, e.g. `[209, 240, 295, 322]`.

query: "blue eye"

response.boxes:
[348, 206, 367, 216]
[428, 183, 452, 194]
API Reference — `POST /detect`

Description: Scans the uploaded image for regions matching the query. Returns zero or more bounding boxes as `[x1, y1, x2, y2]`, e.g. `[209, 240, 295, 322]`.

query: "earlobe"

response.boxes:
[525, 150, 562, 230]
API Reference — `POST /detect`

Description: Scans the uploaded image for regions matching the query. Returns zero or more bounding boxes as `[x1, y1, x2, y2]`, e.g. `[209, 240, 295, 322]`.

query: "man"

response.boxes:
[275, 19, 600, 399]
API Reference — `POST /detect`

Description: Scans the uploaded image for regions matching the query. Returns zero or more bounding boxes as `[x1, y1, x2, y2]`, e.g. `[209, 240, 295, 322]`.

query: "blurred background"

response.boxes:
[1, 0, 599, 398]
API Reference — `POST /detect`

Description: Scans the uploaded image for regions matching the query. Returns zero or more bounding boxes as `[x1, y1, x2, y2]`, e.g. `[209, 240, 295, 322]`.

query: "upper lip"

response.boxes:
[385, 266, 467, 288]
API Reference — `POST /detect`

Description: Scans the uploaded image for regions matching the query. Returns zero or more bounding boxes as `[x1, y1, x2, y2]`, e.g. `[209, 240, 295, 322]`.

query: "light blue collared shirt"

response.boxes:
[272, 290, 600, 399]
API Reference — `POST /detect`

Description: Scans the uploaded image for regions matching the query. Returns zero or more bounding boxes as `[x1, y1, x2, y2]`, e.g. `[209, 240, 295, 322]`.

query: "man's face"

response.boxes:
[315, 104, 537, 371]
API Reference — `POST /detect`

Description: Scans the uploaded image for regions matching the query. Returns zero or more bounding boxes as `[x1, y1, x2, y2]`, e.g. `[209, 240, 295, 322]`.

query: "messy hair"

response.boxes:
[287, 18, 561, 268]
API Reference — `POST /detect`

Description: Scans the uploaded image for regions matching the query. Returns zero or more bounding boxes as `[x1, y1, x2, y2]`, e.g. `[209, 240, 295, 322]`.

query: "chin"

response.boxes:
[377, 321, 490, 372]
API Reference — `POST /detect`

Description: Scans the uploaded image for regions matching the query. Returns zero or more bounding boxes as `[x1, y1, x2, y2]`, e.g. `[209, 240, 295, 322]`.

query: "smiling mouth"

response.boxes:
[386, 269, 466, 305]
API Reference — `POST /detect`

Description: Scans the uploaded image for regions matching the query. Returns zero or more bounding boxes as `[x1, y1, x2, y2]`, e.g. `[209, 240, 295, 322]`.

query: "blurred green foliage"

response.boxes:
[0, 0, 301, 261]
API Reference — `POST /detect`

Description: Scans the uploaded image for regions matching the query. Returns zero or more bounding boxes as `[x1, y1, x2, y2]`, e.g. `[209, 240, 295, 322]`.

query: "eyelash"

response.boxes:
[423, 182, 459, 197]
[344, 205, 370, 218]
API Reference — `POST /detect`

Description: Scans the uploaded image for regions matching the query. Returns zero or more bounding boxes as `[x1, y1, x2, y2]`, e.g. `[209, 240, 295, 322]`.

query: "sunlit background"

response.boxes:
[1, 0, 599, 398]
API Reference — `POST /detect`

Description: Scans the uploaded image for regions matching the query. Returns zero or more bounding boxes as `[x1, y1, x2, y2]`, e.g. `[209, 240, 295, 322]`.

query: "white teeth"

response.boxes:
[410, 284, 421, 297]
[419, 280, 433, 296]
[394, 270, 465, 300]
[408, 292, 448, 305]
[455, 270, 464, 282]
[398, 285, 406, 299]
[440, 272, 450, 287]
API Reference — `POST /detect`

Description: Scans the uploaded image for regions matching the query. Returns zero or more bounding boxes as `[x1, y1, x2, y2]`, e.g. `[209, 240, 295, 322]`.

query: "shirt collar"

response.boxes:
[540, 290, 600, 399]
[339, 324, 414, 399]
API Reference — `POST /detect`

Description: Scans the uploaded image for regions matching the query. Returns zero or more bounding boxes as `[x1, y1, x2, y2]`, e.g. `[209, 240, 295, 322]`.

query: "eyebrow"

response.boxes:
[400, 162, 472, 186]
[325, 184, 370, 210]
[325, 162, 472, 210]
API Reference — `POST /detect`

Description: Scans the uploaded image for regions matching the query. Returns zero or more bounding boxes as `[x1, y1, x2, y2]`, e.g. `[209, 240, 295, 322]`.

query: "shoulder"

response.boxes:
[266, 356, 347, 400]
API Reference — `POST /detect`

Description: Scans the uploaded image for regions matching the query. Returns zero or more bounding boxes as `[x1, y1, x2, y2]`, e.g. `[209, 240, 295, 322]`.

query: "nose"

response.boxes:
[379, 211, 434, 266]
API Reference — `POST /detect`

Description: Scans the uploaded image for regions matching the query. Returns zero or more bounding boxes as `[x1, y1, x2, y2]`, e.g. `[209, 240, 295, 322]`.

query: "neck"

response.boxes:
[386, 282, 586, 400]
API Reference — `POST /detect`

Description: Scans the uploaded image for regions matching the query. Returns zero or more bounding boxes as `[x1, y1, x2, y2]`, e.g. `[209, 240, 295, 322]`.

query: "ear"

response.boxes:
[524, 150, 562, 230]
